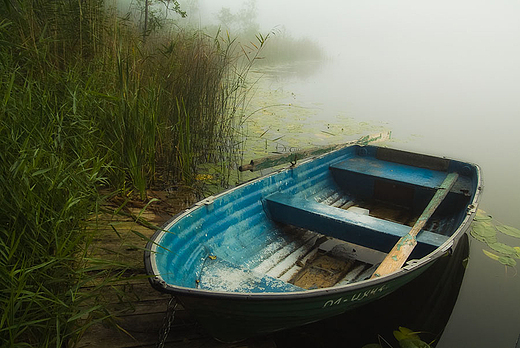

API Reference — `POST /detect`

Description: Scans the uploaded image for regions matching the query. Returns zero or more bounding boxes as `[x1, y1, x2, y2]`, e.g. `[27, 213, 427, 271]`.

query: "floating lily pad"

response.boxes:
[498, 256, 517, 267]
[470, 222, 497, 244]
[496, 225, 520, 239]
[482, 249, 516, 267]
[472, 221, 497, 237]
[488, 242, 517, 256]
[393, 328, 431, 348]
[515, 247, 520, 259]
[470, 229, 497, 244]
[482, 249, 499, 261]
[398, 339, 431, 348]
[474, 209, 493, 222]
[394, 327, 420, 341]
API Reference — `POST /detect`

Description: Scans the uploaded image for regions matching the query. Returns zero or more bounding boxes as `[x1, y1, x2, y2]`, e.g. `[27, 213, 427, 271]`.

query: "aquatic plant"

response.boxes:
[362, 327, 433, 348]
[470, 210, 520, 267]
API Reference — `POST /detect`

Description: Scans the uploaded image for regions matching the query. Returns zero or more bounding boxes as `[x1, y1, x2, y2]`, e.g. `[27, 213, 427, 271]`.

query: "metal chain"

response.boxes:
[156, 296, 177, 348]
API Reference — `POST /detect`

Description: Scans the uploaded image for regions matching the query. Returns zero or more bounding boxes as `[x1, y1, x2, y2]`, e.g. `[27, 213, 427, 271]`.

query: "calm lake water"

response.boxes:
[240, 57, 520, 347]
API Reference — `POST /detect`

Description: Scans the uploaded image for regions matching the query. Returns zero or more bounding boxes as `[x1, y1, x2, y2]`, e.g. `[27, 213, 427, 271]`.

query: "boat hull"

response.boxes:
[173, 262, 433, 342]
[145, 144, 482, 342]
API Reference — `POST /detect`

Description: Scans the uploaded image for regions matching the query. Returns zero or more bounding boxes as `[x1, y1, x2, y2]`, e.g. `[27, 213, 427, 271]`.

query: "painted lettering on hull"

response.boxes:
[322, 284, 389, 308]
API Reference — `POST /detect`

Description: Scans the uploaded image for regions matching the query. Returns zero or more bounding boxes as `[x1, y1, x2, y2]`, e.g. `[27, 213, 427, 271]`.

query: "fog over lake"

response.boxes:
[195, 2, 520, 347]
[117, 1, 520, 345]
[196, 0, 520, 228]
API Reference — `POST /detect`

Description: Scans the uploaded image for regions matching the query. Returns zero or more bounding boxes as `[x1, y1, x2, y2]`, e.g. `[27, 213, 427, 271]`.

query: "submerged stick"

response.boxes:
[370, 172, 460, 279]
[239, 131, 391, 172]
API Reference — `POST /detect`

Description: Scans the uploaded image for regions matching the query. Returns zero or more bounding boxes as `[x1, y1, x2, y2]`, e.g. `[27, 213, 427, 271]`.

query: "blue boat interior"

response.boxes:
[152, 145, 478, 294]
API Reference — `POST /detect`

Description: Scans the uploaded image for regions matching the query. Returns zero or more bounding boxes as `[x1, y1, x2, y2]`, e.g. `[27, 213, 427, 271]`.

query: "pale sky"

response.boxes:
[197, 0, 520, 58]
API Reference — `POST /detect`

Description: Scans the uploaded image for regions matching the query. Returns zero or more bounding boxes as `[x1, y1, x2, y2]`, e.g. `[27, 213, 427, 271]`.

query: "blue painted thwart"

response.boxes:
[144, 145, 482, 342]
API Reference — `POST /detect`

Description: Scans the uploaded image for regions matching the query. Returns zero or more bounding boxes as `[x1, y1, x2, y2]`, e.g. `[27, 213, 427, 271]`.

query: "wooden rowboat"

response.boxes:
[144, 140, 482, 343]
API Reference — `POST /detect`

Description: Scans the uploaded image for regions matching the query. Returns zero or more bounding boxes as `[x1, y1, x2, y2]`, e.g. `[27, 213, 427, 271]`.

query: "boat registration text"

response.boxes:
[322, 284, 389, 308]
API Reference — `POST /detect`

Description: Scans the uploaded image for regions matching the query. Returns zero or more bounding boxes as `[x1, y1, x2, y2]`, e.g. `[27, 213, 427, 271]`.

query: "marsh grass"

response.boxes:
[260, 33, 324, 64]
[1, 1, 255, 346]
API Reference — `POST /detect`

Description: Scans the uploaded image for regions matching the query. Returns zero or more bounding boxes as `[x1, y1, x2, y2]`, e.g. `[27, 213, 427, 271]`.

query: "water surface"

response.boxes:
[241, 58, 520, 347]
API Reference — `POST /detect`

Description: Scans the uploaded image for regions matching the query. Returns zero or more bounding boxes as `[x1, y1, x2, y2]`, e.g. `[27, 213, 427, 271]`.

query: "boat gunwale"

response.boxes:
[144, 146, 483, 300]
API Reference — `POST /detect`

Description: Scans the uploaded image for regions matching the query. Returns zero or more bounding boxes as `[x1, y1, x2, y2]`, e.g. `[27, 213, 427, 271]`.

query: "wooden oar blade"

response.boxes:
[370, 234, 418, 279]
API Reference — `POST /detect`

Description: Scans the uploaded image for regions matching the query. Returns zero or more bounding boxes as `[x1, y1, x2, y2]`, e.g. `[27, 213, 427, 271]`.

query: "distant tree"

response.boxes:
[216, 0, 259, 37]
[141, 0, 186, 38]
[217, 7, 236, 31]
[183, 0, 201, 25]
[237, 0, 259, 36]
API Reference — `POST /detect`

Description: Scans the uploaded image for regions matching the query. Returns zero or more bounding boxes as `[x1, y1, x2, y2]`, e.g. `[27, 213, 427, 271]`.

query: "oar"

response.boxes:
[370, 172, 459, 279]
[239, 131, 391, 172]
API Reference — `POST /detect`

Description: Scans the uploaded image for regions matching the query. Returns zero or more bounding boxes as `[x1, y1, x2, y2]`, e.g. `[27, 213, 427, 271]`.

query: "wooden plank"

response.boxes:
[330, 157, 447, 189]
[239, 131, 391, 172]
[371, 172, 459, 278]
[264, 193, 449, 252]
[291, 254, 355, 289]
[376, 147, 451, 171]
[330, 155, 471, 194]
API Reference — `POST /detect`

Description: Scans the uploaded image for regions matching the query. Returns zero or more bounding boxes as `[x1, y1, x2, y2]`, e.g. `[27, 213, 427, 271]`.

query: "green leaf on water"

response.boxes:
[470, 222, 497, 244]
[394, 327, 420, 341]
[399, 339, 431, 348]
[472, 222, 496, 237]
[470, 211, 520, 265]
[496, 225, 520, 239]
[474, 209, 493, 222]
[470, 229, 497, 244]
[498, 256, 517, 267]
[515, 247, 520, 259]
[483, 249, 517, 266]
[482, 249, 500, 261]
[488, 242, 517, 256]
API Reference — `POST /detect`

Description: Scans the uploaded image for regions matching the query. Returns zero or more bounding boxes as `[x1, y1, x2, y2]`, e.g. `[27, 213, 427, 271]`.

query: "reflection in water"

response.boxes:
[272, 234, 469, 347]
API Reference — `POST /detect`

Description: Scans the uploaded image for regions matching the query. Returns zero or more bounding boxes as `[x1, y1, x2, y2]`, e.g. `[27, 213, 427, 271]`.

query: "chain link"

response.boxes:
[156, 296, 177, 348]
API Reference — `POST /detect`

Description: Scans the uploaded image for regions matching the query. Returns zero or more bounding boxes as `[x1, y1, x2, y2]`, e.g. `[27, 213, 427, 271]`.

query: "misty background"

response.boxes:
[115, 1, 520, 347]
[114, 0, 520, 226]
[117, 0, 520, 227]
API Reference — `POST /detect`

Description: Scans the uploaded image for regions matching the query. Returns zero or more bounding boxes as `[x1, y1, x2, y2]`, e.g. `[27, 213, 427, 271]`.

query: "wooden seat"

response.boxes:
[329, 156, 471, 193]
[264, 193, 449, 253]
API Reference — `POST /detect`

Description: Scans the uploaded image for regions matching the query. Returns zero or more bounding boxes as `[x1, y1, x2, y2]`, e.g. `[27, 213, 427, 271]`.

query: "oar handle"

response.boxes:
[239, 131, 391, 172]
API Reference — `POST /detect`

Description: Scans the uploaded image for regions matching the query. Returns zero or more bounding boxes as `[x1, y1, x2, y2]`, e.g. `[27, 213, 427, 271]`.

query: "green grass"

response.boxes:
[0, 1, 256, 346]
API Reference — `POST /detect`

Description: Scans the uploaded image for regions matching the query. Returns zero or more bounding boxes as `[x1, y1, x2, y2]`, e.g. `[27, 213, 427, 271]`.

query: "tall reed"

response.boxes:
[0, 46, 107, 348]
[1, 0, 251, 346]
[81, 20, 249, 196]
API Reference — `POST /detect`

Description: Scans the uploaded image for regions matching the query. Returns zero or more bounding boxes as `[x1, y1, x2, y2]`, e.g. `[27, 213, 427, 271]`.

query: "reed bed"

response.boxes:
[257, 30, 324, 65]
[0, 1, 252, 346]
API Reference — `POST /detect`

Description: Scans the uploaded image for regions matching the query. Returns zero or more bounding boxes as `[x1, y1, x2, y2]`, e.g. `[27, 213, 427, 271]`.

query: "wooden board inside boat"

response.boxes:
[348, 201, 418, 227]
[287, 236, 383, 290]
[291, 253, 355, 289]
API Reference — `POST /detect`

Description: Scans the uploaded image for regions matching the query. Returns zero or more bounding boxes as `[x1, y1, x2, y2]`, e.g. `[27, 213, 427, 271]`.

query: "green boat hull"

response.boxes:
[175, 262, 432, 342]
